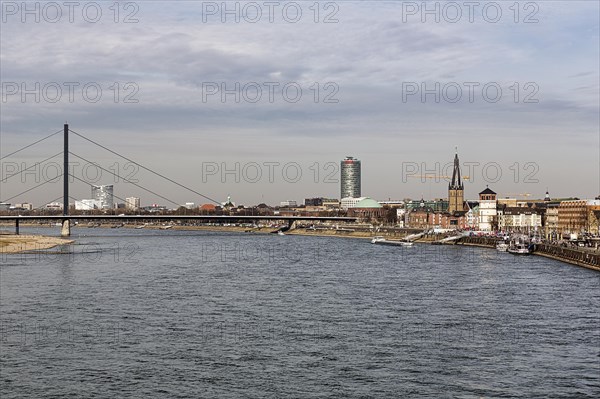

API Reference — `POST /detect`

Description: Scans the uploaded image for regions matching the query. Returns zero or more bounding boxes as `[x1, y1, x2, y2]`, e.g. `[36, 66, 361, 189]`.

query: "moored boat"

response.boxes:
[507, 235, 533, 255]
[496, 242, 509, 252]
[371, 236, 413, 247]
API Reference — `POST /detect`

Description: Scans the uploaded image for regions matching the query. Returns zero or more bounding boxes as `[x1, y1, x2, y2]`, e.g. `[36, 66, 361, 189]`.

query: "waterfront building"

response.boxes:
[346, 197, 385, 221]
[498, 198, 518, 208]
[396, 208, 406, 227]
[340, 156, 361, 199]
[497, 206, 543, 232]
[448, 151, 464, 214]
[586, 200, 600, 235]
[464, 201, 479, 230]
[92, 185, 114, 210]
[406, 206, 432, 229]
[544, 203, 559, 239]
[126, 197, 140, 211]
[378, 200, 405, 208]
[341, 196, 366, 210]
[405, 198, 448, 212]
[0, 203, 11, 211]
[558, 200, 587, 235]
[478, 187, 497, 231]
[424, 211, 467, 229]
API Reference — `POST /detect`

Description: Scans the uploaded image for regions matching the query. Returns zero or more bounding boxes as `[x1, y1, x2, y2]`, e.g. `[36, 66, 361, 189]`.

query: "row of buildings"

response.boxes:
[2, 154, 598, 238]
[332, 152, 600, 237]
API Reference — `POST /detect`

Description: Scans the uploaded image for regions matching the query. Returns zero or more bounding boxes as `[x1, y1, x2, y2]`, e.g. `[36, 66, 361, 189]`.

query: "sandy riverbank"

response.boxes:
[0, 234, 74, 254]
[1, 222, 430, 241]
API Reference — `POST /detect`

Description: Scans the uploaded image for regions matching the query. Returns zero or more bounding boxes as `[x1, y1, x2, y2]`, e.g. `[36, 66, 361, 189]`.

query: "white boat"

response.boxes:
[507, 235, 532, 255]
[277, 230, 285, 236]
[160, 225, 173, 230]
[496, 242, 509, 252]
[371, 236, 413, 247]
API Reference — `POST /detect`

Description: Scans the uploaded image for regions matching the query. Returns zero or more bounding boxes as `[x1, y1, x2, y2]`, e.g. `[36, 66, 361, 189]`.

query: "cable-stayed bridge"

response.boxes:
[1, 124, 356, 236]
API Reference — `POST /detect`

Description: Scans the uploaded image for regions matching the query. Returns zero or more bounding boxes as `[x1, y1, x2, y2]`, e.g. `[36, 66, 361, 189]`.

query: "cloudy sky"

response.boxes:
[1, 0, 598, 207]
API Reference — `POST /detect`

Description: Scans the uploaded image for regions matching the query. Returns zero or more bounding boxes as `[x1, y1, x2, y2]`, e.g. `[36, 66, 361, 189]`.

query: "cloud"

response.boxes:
[1, 1, 598, 204]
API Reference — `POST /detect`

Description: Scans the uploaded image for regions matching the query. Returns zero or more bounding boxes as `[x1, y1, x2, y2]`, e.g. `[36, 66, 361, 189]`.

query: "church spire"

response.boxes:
[450, 149, 463, 190]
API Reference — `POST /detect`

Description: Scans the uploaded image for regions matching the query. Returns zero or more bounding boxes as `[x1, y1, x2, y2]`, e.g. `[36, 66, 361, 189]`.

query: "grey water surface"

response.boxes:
[1, 227, 599, 398]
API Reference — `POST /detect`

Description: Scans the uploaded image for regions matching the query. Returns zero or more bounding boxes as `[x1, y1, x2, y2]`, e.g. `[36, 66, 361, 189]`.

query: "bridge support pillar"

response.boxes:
[287, 220, 297, 231]
[15, 219, 19, 235]
[61, 219, 71, 237]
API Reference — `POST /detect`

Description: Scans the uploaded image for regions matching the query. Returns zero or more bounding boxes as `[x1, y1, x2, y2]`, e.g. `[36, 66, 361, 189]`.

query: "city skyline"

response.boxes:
[1, 1, 599, 205]
[1, 142, 598, 209]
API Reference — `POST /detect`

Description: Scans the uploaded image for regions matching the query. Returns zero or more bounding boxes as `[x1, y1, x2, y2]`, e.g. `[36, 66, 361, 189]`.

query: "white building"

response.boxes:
[478, 187, 497, 231]
[75, 199, 101, 211]
[341, 196, 366, 210]
[45, 202, 63, 211]
[280, 200, 297, 207]
[126, 197, 140, 211]
[14, 203, 33, 211]
[498, 207, 543, 232]
[465, 201, 479, 230]
[396, 208, 406, 227]
[92, 185, 114, 209]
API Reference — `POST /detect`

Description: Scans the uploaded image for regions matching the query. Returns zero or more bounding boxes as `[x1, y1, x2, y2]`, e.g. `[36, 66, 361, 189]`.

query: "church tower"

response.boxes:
[448, 150, 464, 214]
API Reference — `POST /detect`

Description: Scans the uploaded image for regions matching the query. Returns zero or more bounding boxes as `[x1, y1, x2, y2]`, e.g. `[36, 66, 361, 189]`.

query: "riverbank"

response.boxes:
[456, 236, 600, 272]
[3, 222, 598, 271]
[0, 234, 74, 254]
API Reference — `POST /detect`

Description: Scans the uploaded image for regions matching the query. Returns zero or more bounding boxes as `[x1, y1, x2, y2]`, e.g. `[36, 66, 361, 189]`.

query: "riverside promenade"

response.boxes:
[456, 236, 600, 272]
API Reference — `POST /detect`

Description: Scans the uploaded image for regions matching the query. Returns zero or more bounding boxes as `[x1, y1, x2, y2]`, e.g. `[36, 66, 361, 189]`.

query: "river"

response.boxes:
[1, 227, 599, 397]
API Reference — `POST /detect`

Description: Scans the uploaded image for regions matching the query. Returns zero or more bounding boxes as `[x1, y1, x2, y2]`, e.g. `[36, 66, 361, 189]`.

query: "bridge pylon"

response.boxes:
[62, 123, 70, 237]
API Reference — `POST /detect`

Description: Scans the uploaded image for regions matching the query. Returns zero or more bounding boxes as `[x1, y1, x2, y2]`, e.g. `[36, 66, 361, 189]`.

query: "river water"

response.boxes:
[1, 228, 599, 397]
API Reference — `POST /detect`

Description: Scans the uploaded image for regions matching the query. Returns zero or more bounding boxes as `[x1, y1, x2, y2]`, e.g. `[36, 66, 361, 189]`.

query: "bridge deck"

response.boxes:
[0, 215, 356, 221]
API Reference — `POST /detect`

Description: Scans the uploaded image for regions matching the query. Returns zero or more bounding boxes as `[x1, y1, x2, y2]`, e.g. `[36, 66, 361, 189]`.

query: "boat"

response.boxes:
[507, 235, 533, 255]
[135, 224, 147, 229]
[277, 230, 285, 236]
[496, 241, 509, 252]
[371, 236, 413, 247]
[160, 225, 173, 230]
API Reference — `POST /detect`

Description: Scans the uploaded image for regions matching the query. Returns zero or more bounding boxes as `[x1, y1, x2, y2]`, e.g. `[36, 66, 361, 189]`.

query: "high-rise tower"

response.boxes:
[92, 185, 114, 210]
[448, 151, 464, 214]
[340, 156, 361, 199]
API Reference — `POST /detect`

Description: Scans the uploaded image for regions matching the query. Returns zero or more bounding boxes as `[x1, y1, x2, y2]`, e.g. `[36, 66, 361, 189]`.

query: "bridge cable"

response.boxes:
[0, 129, 62, 161]
[69, 129, 221, 205]
[26, 196, 64, 213]
[1, 152, 63, 182]
[69, 152, 182, 208]
[0, 179, 56, 203]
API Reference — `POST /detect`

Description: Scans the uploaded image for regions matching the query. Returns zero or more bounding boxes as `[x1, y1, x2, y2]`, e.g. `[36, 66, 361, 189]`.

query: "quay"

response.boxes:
[455, 236, 600, 272]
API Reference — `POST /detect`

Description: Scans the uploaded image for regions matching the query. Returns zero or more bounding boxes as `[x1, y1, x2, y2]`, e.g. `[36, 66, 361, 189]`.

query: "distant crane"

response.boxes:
[408, 175, 471, 181]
